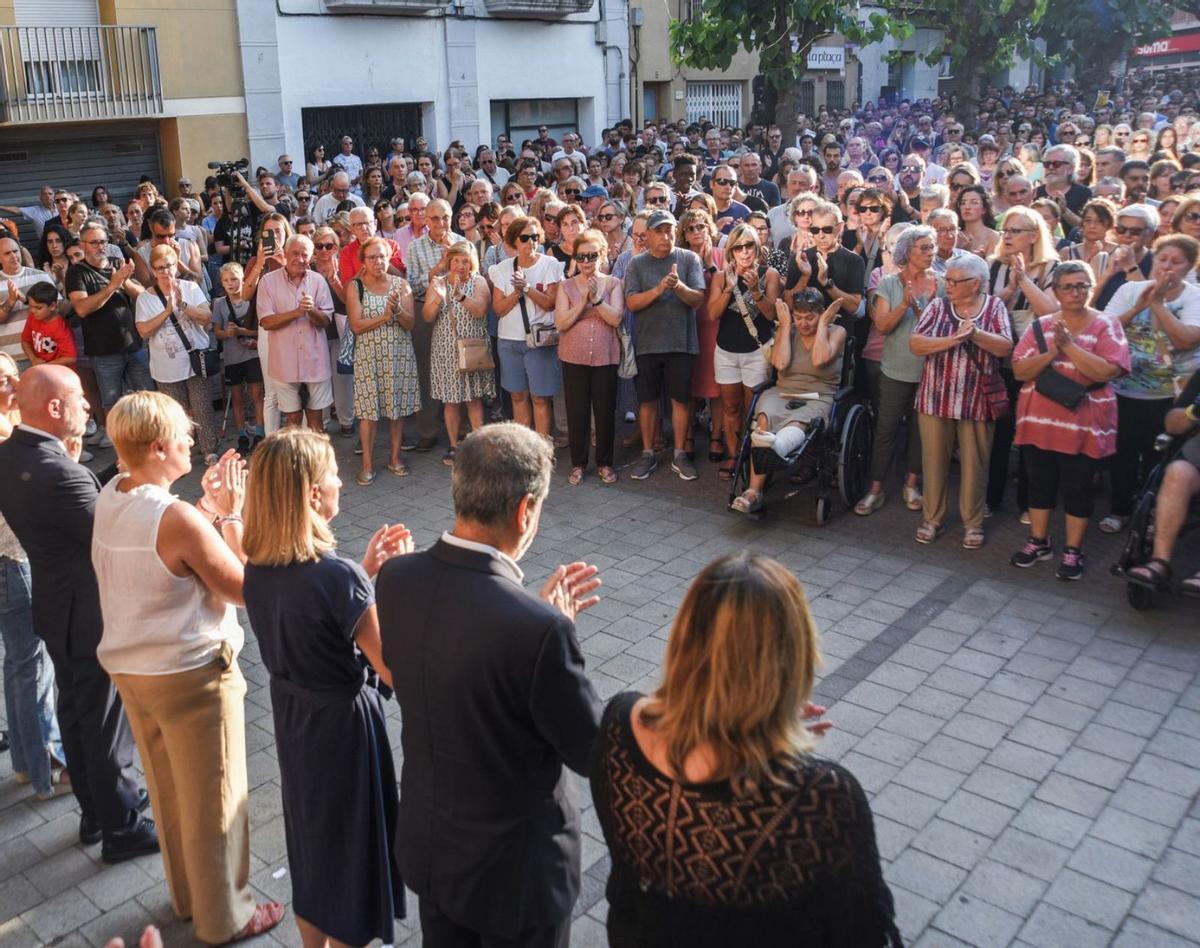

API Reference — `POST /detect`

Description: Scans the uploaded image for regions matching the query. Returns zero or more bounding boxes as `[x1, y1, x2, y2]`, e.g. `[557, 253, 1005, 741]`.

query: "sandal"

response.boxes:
[356, 469, 376, 486]
[387, 461, 409, 477]
[963, 527, 986, 550]
[224, 902, 285, 944]
[568, 466, 585, 485]
[1128, 557, 1172, 590]
[598, 466, 618, 485]
[708, 438, 727, 463]
[1098, 514, 1128, 534]
[718, 462, 736, 482]
[915, 520, 944, 544]
[1181, 572, 1200, 599]
[855, 491, 886, 516]
[442, 447, 457, 467]
[731, 488, 762, 514]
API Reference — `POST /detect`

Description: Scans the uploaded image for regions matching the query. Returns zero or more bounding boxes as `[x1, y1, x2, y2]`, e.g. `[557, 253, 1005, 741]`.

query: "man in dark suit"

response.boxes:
[0, 365, 156, 862]
[377, 422, 602, 948]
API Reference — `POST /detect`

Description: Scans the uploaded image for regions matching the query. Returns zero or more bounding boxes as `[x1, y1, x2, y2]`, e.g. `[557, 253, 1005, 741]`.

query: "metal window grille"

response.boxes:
[686, 81, 741, 128]
[799, 81, 815, 118]
[826, 79, 845, 112]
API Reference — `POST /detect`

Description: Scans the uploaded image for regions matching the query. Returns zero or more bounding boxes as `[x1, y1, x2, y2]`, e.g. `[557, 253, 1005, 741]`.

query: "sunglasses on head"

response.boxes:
[573, 251, 600, 262]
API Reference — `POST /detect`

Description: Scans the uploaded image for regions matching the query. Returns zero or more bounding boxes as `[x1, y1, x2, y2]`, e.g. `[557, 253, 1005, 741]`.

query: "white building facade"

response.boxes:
[235, 0, 629, 168]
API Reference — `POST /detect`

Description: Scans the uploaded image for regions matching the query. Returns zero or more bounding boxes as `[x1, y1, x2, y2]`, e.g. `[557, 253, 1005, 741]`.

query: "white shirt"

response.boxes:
[332, 152, 365, 194]
[135, 281, 211, 384]
[441, 531, 524, 582]
[1, 266, 56, 360]
[487, 254, 564, 341]
[312, 191, 365, 226]
[479, 166, 511, 189]
[922, 163, 948, 186]
[768, 202, 796, 244]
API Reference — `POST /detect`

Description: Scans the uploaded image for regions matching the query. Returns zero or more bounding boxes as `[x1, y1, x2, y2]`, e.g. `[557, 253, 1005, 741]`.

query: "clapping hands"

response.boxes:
[540, 562, 601, 621]
[362, 523, 414, 578]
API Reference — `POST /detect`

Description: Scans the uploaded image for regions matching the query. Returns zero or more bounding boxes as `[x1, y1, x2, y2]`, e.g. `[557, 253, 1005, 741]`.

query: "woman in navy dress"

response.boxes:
[241, 428, 413, 947]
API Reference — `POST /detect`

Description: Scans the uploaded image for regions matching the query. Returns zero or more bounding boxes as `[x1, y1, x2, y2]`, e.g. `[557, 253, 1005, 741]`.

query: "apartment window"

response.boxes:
[686, 81, 741, 128]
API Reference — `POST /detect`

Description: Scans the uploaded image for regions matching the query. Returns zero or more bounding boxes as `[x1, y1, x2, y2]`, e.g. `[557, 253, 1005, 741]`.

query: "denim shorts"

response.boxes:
[497, 339, 561, 398]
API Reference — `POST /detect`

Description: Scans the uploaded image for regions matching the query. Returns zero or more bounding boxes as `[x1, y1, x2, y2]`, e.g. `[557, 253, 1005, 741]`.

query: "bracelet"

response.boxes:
[216, 515, 243, 527]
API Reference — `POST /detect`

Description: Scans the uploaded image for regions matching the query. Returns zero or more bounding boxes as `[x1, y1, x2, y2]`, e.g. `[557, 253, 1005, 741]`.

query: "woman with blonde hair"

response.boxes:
[346, 235, 420, 484]
[425, 240, 492, 465]
[93, 391, 283, 944]
[135, 243, 219, 463]
[554, 227, 624, 484]
[590, 551, 900, 946]
[242, 428, 411, 948]
[990, 155, 1026, 213]
[595, 199, 631, 269]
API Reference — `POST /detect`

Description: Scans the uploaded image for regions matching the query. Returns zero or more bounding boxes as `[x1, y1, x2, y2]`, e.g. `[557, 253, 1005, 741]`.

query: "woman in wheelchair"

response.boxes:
[731, 291, 845, 513]
[1127, 370, 1200, 596]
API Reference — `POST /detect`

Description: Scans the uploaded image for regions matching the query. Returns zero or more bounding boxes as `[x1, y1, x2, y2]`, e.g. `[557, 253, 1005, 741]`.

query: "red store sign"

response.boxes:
[1133, 32, 1200, 57]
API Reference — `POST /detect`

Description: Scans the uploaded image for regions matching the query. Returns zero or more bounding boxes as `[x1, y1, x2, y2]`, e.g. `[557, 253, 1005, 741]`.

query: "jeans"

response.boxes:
[1, 557, 63, 794]
[92, 350, 154, 410]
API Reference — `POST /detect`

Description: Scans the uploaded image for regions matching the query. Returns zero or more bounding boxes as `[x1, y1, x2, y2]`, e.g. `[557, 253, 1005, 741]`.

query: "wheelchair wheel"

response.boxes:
[1116, 480, 1158, 573]
[837, 403, 873, 508]
[815, 494, 830, 526]
[1127, 582, 1155, 611]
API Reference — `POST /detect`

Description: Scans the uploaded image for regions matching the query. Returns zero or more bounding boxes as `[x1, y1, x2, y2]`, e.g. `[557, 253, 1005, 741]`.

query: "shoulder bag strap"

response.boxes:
[516, 261, 533, 334]
[729, 278, 766, 349]
[155, 286, 198, 355]
[1031, 315, 1049, 354]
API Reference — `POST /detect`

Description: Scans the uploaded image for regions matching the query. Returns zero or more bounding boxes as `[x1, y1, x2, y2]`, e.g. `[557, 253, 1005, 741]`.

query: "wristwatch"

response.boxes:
[1186, 404, 1199, 423]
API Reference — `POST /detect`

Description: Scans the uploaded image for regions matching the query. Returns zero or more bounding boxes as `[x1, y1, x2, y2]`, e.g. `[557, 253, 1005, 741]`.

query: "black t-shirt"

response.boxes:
[1035, 181, 1092, 215]
[214, 204, 263, 267]
[717, 267, 775, 354]
[741, 179, 781, 209]
[1095, 252, 1153, 310]
[65, 259, 141, 357]
[784, 246, 866, 311]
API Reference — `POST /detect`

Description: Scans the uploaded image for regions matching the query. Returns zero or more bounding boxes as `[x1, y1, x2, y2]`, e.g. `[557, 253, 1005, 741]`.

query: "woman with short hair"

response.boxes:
[93, 391, 283, 945]
[135, 244, 219, 463]
[242, 428, 409, 948]
[1010, 261, 1130, 580]
[595, 200, 631, 269]
[554, 228, 624, 484]
[1100, 233, 1200, 533]
[909, 253, 1013, 548]
[591, 551, 901, 947]
[425, 241, 492, 465]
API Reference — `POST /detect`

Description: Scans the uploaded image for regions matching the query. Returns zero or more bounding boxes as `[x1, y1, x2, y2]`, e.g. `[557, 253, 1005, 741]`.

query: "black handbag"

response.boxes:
[157, 287, 220, 380]
[1031, 318, 1104, 410]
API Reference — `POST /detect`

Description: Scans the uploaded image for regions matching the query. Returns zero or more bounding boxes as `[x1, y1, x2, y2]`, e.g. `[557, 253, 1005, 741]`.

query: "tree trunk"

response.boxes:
[756, 78, 779, 129]
[774, 83, 802, 147]
[955, 54, 983, 131]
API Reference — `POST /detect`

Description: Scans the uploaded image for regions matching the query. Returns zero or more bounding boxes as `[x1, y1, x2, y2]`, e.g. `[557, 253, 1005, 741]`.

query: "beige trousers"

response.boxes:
[917, 414, 994, 531]
[112, 659, 256, 944]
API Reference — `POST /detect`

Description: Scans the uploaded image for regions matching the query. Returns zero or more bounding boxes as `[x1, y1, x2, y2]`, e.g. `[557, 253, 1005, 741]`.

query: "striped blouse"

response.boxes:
[914, 295, 1012, 421]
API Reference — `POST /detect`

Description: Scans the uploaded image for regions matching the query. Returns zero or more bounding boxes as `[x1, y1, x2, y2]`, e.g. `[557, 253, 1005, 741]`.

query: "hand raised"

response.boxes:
[539, 562, 601, 621]
[362, 523, 414, 578]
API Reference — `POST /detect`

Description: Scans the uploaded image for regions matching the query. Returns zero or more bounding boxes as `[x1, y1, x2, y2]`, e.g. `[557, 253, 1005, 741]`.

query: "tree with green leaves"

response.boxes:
[1036, 0, 1178, 92]
[670, 1, 907, 143]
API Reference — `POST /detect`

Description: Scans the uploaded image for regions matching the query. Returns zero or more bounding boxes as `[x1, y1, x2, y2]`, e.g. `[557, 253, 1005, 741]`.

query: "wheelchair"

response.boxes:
[726, 337, 873, 525]
[1111, 433, 1200, 610]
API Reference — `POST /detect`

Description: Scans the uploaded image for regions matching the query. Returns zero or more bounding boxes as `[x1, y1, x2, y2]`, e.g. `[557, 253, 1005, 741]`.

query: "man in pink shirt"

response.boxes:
[257, 234, 334, 430]
[338, 207, 402, 284]
[393, 192, 429, 270]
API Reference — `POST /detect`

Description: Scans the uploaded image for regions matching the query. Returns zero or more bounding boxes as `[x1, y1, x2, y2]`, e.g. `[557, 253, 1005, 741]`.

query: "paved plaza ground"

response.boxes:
[1, 427, 1198, 948]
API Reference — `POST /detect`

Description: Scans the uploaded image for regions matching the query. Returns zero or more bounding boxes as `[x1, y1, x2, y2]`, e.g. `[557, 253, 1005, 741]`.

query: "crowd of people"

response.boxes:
[0, 66, 1199, 947]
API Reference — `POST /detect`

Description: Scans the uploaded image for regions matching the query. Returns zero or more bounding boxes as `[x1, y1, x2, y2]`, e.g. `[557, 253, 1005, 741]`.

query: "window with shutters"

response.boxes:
[798, 81, 815, 118]
[686, 81, 741, 129]
[826, 80, 845, 112]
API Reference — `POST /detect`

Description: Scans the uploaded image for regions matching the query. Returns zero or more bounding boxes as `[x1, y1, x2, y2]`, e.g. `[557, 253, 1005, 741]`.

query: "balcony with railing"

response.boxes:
[0, 25, 163, 125]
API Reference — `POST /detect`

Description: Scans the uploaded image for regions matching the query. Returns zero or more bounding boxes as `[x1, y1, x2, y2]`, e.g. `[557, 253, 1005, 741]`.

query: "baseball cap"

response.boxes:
[647, 209, 676, 230]
[581, 184, 609, 199]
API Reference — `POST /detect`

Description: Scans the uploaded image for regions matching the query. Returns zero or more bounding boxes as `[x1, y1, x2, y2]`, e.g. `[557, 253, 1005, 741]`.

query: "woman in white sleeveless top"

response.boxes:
[91, 391, 284, 945]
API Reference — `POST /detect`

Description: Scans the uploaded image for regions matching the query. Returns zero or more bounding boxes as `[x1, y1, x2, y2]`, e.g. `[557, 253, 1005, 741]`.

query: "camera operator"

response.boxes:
[213, 164, 282, 268]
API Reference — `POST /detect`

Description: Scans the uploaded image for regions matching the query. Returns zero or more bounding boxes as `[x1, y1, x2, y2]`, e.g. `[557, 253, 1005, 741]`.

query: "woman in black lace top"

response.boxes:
[590, 552, 903, 947]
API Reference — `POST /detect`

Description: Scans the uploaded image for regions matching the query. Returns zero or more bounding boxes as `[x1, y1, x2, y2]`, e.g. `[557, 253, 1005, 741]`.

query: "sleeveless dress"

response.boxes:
[757, 325, 841, 430]
[429, 273, 496, 403]
[352, 277, 421, 421]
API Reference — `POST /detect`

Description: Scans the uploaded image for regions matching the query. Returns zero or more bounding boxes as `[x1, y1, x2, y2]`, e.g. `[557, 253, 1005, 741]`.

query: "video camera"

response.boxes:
[208, 158, 250, 194]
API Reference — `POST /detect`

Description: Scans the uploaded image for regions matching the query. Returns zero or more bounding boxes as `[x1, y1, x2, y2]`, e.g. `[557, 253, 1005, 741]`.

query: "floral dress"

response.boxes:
[429, 274, 495, 404]
[352, 277, 420, 421]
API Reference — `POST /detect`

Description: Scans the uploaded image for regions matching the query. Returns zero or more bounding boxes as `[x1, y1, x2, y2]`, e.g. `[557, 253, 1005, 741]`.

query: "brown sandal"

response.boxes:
[224, 901, 285, 944]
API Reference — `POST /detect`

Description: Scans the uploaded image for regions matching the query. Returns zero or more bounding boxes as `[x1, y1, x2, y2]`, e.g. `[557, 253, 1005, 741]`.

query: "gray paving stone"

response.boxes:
[931, 894, 1024, 948]
[1068, 837, 1156, 892]
[939, 712, 1008, 750]
[1092, 700, 1164, 737]
[1019, 901, 1116, 948]
[985, 740, 1059, 782]
[1027, 693, 1095, 731]
[23, 844, 103, 898]
[963, 764, 1039, 810]
[0, 874, 43, 925]
[945, 647, 1007, 678]
[1033, 772, 1112, 819]
[938, 790, 1016, 838]
[1173, 818, 1200, 857]
[1074, 722, 1148, 763]
[1133, 882, 1200, 941]
[910, 817, 991, 870]
[870, 783, 943, 831]
[19, 886, 101, 943]
[893, 758, 966, 802]
[988, 827, 1072, 882]
[838, 753, 898, 795]
[888, 884, 940, 942]
[887, 848, 967, 902]
[1054, 746, 1131, 791]
[1109, 780, 1193, 828]
[1129, 754, 1200, 799]
[903, 686, 969, 720]
[1151, 847, 1200, 893]
[960, 858, 1048, 917]
[1011, 799, 1093, 848]
[1045, 868, 1136, 930]
[853, 729, 924, 768]
[1111, 916, 1200, 948]
[919, 734, 990, 774]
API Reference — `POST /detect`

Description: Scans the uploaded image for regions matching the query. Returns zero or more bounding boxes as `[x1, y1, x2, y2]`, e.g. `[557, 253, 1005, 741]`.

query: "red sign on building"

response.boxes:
[1133, 32, 1200, 57]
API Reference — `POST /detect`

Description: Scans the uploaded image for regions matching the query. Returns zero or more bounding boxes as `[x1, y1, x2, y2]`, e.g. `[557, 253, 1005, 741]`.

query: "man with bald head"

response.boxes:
[312, 171, 365, 226]
[0, 365, 157, 862]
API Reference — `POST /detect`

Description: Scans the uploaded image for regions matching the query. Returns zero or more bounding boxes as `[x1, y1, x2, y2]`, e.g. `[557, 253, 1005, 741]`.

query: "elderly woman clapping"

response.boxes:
[909, 253, 1013, 549]
[856, 225, 942, 516]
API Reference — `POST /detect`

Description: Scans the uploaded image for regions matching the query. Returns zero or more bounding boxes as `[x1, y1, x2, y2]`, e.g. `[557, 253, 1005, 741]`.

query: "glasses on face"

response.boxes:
[517, 233, 538, 243]
[1114, 224, 1145, 236]
[573, 251, 600, 263]
[867, 175, 889, 183]
[812, 225, 838, 235]
[1056, 282, 1092, 294]
[151, 264, 174, 273]
[900, 165, 923, 174]
[945, 275, 977, 285]
[596, 213, 618, 222]
[281, 161, 293, 166]
[562, 189, 580, 197]
[1043, 160, 1070, 170]
[646, 195, 669, 205]
[1002, 228, 1034, 236]
[996, 169, 1016, 178]
[730, 241, 757, 253]
[55, 197, 70, 204]
[80, 238, 106, 246]
[1183, 212, 1200, 225]
[857, 204, 883, 214]
[712, 178, 736, 187]
[314, 242, 337, 250]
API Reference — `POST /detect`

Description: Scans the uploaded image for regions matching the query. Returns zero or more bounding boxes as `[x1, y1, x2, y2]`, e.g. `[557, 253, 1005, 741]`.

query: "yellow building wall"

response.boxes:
[159, 114, 248, 195]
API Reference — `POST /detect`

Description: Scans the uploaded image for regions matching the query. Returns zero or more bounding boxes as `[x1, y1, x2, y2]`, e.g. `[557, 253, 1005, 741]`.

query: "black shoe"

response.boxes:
[414, 436, 437, 452]
[237, 433, 250, 453]
[136, 788, 150, 812]
[101, 815, 159, 864]
[0, 730, 8, 753]
[79, 813, 102, 846]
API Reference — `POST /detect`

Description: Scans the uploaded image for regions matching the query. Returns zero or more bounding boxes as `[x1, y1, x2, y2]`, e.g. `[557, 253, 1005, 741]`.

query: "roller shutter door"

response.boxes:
[0, 121, 163, 246]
